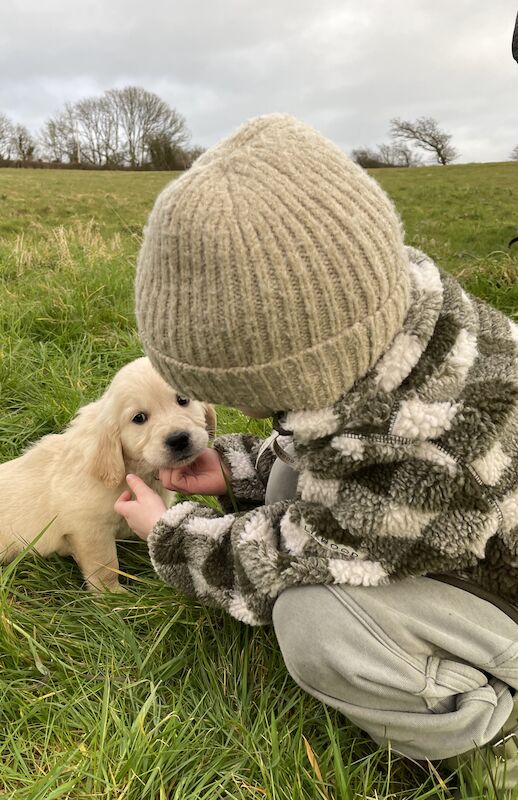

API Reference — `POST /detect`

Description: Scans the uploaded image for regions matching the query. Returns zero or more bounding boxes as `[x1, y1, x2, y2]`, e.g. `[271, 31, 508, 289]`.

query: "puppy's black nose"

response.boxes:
[166, 431, 191, 453]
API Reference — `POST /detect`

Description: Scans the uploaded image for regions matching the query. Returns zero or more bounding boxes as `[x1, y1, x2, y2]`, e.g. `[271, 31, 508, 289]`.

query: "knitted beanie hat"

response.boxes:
[136, 113, 411, 413]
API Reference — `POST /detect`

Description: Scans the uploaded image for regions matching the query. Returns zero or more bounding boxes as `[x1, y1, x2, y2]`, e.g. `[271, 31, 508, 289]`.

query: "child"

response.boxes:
[115, 114, 518, 787]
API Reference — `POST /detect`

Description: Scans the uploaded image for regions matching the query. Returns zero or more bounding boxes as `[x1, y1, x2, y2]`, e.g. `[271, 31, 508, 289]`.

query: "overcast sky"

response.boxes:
[2, 0, 518, 163]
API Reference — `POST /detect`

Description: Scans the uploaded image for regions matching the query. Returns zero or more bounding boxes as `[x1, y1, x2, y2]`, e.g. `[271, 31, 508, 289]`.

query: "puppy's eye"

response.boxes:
[176, 395, 190, 407]
[132, 412, 148, 425]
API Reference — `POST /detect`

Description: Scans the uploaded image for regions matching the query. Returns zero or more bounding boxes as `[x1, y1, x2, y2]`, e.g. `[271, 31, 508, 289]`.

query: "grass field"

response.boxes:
[0, 162, 517, 800]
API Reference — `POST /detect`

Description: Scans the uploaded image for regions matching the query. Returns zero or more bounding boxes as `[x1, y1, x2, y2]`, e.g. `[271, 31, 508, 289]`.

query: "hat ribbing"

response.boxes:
[136, 113, 411, 412]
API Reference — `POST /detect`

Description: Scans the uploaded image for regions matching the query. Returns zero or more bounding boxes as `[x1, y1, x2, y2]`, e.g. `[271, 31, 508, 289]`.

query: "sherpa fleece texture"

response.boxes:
[148, 247, 518, 625]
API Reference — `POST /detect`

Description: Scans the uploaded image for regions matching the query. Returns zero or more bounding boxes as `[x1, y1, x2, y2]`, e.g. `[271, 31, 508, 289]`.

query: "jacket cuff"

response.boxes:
[147, 501, 198, 589]
[213, 434, 276, 512]
[147, 501, 220, 599]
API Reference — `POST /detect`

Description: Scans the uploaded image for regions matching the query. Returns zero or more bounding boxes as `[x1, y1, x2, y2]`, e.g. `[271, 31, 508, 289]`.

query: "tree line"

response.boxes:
[352, 117, 460, 167]
[353, 116, 518, 167]
[2, 99, 517, 171]
[0, 86, 204, 170]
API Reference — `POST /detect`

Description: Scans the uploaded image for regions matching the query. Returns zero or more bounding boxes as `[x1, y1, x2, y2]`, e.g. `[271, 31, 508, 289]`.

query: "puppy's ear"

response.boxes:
[203, 404, 217, 439]
[90, 421, 126, 489]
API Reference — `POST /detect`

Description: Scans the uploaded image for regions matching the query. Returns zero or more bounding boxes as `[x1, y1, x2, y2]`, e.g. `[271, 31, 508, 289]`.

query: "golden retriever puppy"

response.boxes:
[0, 357, 216, 591]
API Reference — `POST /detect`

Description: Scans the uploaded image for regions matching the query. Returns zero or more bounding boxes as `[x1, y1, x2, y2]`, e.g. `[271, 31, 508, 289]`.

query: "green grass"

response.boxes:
[0, 164, 517, 799]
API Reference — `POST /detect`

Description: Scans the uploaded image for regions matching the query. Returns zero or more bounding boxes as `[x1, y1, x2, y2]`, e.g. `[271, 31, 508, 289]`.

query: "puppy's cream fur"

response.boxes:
[0, 357, 216, 591]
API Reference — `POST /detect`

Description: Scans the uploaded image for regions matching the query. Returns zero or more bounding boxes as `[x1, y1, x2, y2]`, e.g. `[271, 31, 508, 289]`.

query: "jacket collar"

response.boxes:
[278, 248, 446, 444]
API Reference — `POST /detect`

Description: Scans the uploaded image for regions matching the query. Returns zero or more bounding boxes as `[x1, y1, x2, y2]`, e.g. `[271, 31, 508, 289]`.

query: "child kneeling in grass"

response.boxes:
[115, 114, 518, 790]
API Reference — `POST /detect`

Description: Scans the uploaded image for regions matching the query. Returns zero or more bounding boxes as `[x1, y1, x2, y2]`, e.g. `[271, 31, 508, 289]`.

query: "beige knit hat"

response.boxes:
[136, 113, 411, 413]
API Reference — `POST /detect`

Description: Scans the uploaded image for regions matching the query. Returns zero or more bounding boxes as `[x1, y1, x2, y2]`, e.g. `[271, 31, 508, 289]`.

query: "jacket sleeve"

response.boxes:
[212, 433, 277, 512]
[513, 10, 518, 63]
[147, 497, 388, 625]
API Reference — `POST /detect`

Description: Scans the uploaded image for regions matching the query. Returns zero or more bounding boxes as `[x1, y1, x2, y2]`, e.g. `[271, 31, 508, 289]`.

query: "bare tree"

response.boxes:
[73, 96, 123, 167]
[395, 144, 423, 167]
[0, 113, 15, 160]
[40, 87, 189, 168]
[352, 143, 422, 169]
[107, 86, 189, 168]
[40, 104, 86, 163]
[378, 143, 422, 167]
[40, 112, 78, 163]
[10, 124, 37, 161]
[390, 117, 459, 165]
[510, 145, 518, 161]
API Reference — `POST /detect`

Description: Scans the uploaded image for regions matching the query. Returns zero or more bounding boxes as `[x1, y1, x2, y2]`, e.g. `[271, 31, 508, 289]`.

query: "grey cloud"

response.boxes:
[2, 0, 518, 160]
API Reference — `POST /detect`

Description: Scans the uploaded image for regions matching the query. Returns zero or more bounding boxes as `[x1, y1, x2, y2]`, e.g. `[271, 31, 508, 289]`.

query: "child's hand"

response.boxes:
[159, 447, 229, 495]
[114, 474, 167, 540]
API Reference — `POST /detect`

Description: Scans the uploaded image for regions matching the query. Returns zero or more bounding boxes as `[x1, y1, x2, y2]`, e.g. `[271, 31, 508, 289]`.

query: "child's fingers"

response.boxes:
[158, 467, 189, 492]
[176, 474, 200, 493]
[169, 474, 193, 492]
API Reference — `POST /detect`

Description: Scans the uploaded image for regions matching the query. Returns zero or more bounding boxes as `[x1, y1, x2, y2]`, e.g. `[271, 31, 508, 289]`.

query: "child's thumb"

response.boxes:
[114, 489, 132, 515]
[125, 473, 153, 500]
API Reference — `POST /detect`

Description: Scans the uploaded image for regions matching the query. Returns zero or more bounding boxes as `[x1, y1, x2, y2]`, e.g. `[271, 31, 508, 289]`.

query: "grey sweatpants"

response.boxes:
[273, 579, 518, 760]
[266, 443, 518, 760]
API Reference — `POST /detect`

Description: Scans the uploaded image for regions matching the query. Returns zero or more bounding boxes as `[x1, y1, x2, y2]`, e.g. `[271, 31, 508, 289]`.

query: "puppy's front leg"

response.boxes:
[70, 533, 125, 592]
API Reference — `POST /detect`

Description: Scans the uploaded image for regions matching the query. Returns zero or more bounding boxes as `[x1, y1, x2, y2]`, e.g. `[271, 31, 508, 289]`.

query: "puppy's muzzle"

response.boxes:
[165, 431, 191, 457]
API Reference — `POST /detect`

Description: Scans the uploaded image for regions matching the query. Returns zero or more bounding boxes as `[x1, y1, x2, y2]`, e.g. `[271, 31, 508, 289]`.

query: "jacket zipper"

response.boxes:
[332, 431, 505, 525]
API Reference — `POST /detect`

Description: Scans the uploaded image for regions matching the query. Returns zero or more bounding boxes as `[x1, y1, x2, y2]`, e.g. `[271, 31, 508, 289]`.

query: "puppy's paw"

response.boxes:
[87, 580, 129, 594]
[107, 583, 130, 594]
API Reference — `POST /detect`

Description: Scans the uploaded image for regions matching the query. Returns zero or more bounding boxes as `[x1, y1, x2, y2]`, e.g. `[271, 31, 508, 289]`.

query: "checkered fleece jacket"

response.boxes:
[148, 248, 518, 625]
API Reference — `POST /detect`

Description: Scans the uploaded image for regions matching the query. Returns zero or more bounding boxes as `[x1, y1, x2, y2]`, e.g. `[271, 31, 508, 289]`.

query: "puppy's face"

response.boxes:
[106, 358, 215, 473]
